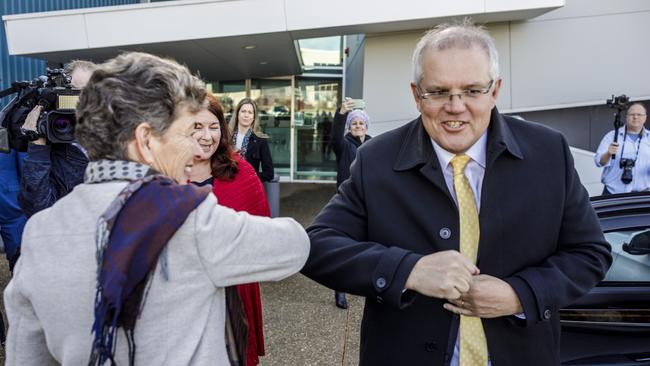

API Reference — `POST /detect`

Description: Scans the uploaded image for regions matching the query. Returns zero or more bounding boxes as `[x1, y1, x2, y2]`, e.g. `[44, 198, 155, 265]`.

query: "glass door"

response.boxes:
[294, 77, 340, 181]
[250, 78, 293, 178]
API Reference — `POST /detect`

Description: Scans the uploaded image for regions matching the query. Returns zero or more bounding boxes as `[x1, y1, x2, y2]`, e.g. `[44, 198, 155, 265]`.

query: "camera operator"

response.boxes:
[595, 102, 650, 194]
[18, 60, 96, 217]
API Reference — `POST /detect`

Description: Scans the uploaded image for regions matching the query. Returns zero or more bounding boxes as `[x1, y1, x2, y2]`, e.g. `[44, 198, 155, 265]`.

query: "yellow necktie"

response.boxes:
[450, 154, 488, 366]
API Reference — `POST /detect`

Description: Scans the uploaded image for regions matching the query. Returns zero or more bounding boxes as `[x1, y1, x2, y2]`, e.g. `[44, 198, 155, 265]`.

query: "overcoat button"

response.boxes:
[424, 341, 437, 352]
[543, 309, 551, 320]
[439, 228, 451, 239]
[376, 277, 386, 289]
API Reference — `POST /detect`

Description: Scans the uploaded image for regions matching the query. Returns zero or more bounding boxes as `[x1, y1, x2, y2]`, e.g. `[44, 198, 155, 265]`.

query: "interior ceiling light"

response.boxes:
[259, 61, 268, 65]
[243, 45, 257, 50]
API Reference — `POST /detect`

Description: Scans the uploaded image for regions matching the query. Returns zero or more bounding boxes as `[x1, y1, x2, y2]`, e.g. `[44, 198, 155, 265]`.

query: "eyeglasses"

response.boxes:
[628, 113, 646, 118]
[418, 79, 494, 107]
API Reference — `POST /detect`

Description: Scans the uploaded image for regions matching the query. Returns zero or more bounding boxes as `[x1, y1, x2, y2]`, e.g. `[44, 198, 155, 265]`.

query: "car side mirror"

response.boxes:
[622, 229, 650, 255]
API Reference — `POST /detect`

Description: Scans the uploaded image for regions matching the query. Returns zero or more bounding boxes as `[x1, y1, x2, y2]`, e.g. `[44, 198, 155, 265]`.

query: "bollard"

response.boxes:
[264, 174, 280, 218]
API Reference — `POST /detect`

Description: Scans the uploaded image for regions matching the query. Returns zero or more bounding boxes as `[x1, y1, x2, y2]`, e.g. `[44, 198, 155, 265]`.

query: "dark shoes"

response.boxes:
[335, 291, 348, 309]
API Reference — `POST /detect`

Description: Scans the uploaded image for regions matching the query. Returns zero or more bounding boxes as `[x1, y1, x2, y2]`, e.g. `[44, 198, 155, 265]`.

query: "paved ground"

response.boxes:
[260, 183, 363, 366]
[0, 183, 363, 365]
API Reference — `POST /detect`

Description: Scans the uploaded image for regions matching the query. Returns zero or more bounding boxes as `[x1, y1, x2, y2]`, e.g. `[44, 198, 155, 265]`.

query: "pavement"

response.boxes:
[260, 183, 363, 366]
[0, 182, 364, 365]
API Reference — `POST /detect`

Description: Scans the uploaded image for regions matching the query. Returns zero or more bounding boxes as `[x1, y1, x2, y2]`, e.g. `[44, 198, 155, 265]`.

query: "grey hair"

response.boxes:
[75, 52, 206, 160]
[412, 19, 499, 88]
[64, 59, 97, 75]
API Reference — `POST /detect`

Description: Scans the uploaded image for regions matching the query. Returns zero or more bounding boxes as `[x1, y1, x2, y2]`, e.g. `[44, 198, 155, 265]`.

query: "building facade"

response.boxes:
[4, 0, 647, 187]
[0, 0, 138, 108]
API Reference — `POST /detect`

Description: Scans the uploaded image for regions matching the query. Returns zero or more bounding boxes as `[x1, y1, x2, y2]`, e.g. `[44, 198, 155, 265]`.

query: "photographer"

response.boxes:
[595, 102, 650, 194]
[18, 60, 95, 217]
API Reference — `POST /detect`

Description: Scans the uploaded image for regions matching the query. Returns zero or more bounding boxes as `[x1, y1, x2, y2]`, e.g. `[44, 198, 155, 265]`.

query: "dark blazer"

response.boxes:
[331, 109, 371, 187]
[243, 132, 274, 182]
[302, 108, 612, 366]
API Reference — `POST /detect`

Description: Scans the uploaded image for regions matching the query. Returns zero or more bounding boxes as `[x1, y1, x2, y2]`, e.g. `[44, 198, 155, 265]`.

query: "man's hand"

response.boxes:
[444, 274, 523, 318]
[607, 142, 619, 156]
[405, 250, 479, 300]
[22, 105, 46, 145]
[340, 98, 355, 114]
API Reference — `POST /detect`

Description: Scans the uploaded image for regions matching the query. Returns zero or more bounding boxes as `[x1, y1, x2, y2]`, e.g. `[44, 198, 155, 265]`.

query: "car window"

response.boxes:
[603, 228, 650, 282]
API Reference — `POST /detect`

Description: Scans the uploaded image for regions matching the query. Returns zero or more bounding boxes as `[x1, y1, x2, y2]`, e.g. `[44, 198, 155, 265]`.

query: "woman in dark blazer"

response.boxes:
[330, 99, 372, 309]
[230, 98, 275, 182]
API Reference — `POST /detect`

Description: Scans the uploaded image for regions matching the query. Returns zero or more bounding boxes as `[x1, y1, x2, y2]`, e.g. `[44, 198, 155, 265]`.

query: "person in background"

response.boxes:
[329, 99, 373, 309]
[0, 149, 26, 271]
[18, 60, 96, 217]
[230, 98, 275, 182]
[4, 52, 309, 366]
[595, 102, 650, 194]
[189, 92, 269, 366]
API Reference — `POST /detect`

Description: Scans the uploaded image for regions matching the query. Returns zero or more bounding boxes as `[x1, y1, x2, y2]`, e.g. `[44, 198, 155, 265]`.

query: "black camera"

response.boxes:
[0, 68, 81, 153]
[619, 158, 635, 184]
[605, 94, 631, 160]
[607, 94, 630, 110]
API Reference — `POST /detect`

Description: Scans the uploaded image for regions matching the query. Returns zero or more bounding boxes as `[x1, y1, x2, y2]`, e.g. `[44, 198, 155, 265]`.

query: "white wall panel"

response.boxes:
[285, 0, 482, 31]
[85, 0, 287, 47]
[510, 10, 650, 109]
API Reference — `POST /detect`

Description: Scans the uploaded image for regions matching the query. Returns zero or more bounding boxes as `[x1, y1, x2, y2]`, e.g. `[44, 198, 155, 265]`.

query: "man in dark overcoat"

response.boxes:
[301, 21, 611, 366]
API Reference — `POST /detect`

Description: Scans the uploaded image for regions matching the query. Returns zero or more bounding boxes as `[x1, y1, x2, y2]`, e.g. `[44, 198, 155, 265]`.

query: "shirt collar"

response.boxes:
[430, 130, 488, 170]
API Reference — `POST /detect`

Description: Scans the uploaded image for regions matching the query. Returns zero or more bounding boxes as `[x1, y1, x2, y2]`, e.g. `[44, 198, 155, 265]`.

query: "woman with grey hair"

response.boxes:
[330, 99, 372, 309]
[3, 52, 310, 366]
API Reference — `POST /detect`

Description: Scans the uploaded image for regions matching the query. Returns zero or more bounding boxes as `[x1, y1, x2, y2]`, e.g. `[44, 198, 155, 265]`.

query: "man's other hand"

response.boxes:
[444, 274, 523, 318]
[23, 105, 46, 145]
[405, 250, 479, 300]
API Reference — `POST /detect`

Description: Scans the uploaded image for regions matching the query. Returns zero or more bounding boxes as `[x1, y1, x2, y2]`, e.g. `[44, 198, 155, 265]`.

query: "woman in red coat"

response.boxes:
[190, 93, 270, 366]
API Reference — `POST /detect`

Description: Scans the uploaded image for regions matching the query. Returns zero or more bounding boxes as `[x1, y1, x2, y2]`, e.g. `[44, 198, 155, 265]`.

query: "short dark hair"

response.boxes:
[75, 52, 206, 160]
[206, 93, 239, 180]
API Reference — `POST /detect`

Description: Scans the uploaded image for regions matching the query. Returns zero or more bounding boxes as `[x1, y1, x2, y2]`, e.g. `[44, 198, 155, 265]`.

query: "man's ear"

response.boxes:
[410, 82, 422, 113]
[126, 122, 156, 165]
[491, 78, 503, 101]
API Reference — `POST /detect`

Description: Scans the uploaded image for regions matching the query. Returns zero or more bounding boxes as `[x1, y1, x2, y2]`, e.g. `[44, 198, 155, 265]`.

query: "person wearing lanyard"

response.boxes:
[595, 102, 650, 194]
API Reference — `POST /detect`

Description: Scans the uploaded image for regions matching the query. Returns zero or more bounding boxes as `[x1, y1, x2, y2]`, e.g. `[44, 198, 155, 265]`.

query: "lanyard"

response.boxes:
[619, 126, 643, 163]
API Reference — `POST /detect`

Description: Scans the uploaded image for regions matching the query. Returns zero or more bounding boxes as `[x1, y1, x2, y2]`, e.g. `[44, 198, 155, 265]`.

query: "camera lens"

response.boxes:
[46, 111, 76, 143]
[53, 117, 72, 132]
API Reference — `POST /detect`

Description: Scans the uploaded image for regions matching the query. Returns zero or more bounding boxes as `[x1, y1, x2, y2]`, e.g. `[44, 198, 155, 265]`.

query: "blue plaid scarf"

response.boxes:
[85, 160, 211, 366]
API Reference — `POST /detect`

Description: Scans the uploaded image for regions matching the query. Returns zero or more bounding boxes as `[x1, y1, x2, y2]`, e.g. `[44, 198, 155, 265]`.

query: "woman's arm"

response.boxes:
[194, 195, 309, 287]
[257, 139, 274, 182]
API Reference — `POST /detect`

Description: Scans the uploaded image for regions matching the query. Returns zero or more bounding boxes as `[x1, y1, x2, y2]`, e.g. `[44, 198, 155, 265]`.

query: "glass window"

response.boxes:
[208, 81, 247, 122]
[297, 36, 342, 69]
[250, 79, 293, 177]
[603, 228, 650, 282]
[294, 77, 340, 181]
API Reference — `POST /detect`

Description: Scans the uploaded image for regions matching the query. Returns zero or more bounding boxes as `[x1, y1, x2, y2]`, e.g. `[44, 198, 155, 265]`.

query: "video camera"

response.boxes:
[606, 94, 630, 111]
[0, 68, 81, 153]
[605, 94, 631, 160]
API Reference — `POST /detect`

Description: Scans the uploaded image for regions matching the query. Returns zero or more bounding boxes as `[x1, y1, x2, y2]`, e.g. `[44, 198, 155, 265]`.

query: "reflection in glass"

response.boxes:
[298, 36, 342, 68]
[294, 78, 340, 181]
[250, 79, 293, 176]
[208, 81, 247, 121]
[603, 229, 650, 282]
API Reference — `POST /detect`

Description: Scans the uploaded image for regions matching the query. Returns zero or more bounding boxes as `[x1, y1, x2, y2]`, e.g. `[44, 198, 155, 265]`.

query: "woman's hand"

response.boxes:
[340, 98, 355, 114]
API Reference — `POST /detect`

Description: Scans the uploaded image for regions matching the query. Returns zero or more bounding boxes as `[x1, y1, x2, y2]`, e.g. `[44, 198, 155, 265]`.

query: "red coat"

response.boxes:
[212, 155, 270, 366]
